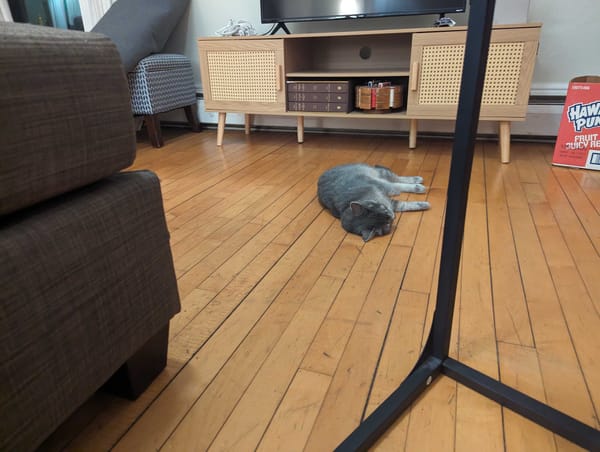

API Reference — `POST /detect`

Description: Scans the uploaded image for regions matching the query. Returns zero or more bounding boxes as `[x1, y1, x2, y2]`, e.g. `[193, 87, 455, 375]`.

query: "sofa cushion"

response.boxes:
[0, 170, 180, 451]
[92, 0, 190, 73]
[0, 22, 136, 216]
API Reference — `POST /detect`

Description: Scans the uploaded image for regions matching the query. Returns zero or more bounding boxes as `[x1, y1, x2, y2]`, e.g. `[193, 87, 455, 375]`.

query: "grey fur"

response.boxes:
[317, 163, 430, 242]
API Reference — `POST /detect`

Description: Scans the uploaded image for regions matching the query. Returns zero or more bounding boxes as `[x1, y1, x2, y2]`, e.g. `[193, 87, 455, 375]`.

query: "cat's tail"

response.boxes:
[393, 200, 430, 212]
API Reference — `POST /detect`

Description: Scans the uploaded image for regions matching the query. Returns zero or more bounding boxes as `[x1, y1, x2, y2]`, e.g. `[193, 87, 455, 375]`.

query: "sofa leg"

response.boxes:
[103, 324, 169, 400]
[144, 114, 164, 148]
[184, 104, 202, 132]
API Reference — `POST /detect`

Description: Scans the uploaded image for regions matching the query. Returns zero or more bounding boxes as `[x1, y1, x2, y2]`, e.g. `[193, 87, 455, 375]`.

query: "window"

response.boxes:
[9, 0, 84, 31]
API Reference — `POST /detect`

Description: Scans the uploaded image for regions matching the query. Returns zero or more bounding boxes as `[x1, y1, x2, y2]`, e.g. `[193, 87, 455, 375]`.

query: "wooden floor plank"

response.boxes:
[399, 150, 446, 294]
[39, 131, 599, 452]
[498, 342, 559, 452]
[551, 166, 600, 252]
[530, 201, 600, 421]
[299, 230, 383, 379]
[505, 168, 597, 428]
[484, 144, 535, 347]
[403, 377, 458, 452]
[528, 145, 600, 314]
[304, 246, 412, 451]
[114, 211, 336, 451]
[366, 290, 430, 416]
[390, 141, 435, 248]
[257, 369, 332, 452]
[207, 276, 343, 451]
[455, 149, 504, 452]
[367, 290, 429, 451]
[569, 166, 600, 213]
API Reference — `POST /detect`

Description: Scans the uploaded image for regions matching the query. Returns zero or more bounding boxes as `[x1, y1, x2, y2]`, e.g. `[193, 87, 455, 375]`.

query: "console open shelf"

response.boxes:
[197, 23, 541, 162]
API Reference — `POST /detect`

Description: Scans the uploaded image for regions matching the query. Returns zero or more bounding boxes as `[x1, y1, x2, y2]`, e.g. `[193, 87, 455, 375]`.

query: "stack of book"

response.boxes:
[286, 81, 352, 112]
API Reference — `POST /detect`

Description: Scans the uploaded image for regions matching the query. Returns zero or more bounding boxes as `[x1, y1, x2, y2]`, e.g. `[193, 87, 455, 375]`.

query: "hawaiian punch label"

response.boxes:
[568, 101, 600, 132]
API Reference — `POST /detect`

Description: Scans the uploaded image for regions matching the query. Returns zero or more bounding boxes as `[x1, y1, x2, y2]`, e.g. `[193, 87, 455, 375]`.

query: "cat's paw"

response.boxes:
[394, 200, 431, 212]
[411, 176, 424, 184]
[414, 184, 427, 193]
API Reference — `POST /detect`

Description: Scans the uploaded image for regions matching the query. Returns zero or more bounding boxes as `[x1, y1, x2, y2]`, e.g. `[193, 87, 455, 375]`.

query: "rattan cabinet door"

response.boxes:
[198, 39, 285, 113]
[407, 27, 540, 120]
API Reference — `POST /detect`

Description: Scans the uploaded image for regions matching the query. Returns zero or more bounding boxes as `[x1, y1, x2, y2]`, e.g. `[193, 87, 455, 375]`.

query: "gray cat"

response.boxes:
[317, 163, 430, 242]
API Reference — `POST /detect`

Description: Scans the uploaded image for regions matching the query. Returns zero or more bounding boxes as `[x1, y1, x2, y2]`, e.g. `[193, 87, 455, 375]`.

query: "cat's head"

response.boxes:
[341, 200, 395, 242]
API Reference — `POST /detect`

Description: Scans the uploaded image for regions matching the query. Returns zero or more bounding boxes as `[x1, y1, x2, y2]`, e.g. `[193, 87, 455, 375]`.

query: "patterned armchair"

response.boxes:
[92, 0, 200, 148]
[128, 53, 201, 147]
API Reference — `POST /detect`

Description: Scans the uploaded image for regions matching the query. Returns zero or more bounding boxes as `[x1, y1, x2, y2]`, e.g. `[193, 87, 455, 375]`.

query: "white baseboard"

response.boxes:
[530, 83, 569, 97]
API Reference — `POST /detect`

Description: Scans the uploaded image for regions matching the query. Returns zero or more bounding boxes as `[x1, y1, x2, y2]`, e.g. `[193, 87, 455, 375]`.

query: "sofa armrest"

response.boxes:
[0, 22, 136, 215]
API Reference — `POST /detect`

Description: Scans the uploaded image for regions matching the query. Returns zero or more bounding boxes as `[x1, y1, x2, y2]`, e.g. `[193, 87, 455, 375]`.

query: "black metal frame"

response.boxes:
[335, 1, 600, 450]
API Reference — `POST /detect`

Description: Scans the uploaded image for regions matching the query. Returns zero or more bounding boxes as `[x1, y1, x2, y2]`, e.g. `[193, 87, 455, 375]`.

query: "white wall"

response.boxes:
[528, 0, 600, 95]
[163, 0, 600, 136]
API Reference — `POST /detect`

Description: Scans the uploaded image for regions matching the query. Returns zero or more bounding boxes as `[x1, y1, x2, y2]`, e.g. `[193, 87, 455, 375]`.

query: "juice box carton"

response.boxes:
[552, 75, 600, 170]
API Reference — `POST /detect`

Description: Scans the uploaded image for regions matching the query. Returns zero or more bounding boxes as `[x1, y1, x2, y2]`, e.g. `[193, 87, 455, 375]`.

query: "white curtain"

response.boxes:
[79, 0, 115, 30]
[0, 0, 13, 22]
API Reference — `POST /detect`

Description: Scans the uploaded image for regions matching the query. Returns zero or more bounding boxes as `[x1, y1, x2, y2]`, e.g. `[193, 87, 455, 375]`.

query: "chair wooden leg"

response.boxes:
[144, 114, 164, 148]
[184, 104, 202, 132]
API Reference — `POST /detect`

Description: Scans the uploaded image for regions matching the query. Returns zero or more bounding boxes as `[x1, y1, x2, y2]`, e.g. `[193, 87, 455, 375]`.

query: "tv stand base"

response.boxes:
[269, 22, 291, 35]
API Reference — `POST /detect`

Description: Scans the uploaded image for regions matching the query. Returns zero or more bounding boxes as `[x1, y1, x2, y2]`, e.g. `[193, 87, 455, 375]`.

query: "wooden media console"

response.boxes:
[197, 23, 541, 162]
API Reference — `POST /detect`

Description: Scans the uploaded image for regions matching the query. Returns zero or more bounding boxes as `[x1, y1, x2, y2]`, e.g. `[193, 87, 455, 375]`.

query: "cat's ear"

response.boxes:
[361, 228, 376, 242]
[350, 201, 364, 216]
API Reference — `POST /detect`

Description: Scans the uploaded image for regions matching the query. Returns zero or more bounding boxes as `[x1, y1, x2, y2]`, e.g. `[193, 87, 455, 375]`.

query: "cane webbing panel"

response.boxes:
[419, 42, 524, 105]
[207, 50, 277, 102]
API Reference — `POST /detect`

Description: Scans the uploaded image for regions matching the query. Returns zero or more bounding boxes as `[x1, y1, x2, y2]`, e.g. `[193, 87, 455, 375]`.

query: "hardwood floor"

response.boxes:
[47, 128, 599, 451]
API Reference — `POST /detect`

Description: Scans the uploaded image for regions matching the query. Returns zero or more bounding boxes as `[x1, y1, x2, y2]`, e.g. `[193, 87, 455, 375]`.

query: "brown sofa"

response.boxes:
[0, 23, 180, 451]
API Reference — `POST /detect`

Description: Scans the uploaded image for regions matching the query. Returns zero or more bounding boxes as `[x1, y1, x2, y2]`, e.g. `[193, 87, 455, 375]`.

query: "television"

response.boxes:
[260, 0, 467, 29]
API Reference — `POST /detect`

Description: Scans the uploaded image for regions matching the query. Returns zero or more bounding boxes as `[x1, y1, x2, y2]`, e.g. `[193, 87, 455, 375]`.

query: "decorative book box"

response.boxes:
[355, 85, 403, 112]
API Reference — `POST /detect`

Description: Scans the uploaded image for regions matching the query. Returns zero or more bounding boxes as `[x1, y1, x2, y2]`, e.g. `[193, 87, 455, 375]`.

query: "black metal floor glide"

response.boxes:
[335, 1, 600, 451]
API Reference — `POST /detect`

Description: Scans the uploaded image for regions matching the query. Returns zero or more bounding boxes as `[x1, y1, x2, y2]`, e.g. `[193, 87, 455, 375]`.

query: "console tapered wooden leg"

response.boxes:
[409, 118, 417, 149]
[217, 112, 226, 146]
[297, 116, 304, 143]
[245, 114, 251, 135]
[499, 121, 511, 163]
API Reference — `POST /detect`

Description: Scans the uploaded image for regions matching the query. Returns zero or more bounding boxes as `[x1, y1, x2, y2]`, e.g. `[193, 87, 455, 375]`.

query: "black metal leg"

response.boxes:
[442, 358, 600, 451]
[335, 357, 443, 452]
[335, 0, 600, 450]
[427, 0, 496, 360]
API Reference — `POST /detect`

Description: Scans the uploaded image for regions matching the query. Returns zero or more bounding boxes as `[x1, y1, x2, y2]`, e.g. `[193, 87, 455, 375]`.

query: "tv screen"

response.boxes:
[260, 0, 467, 24]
